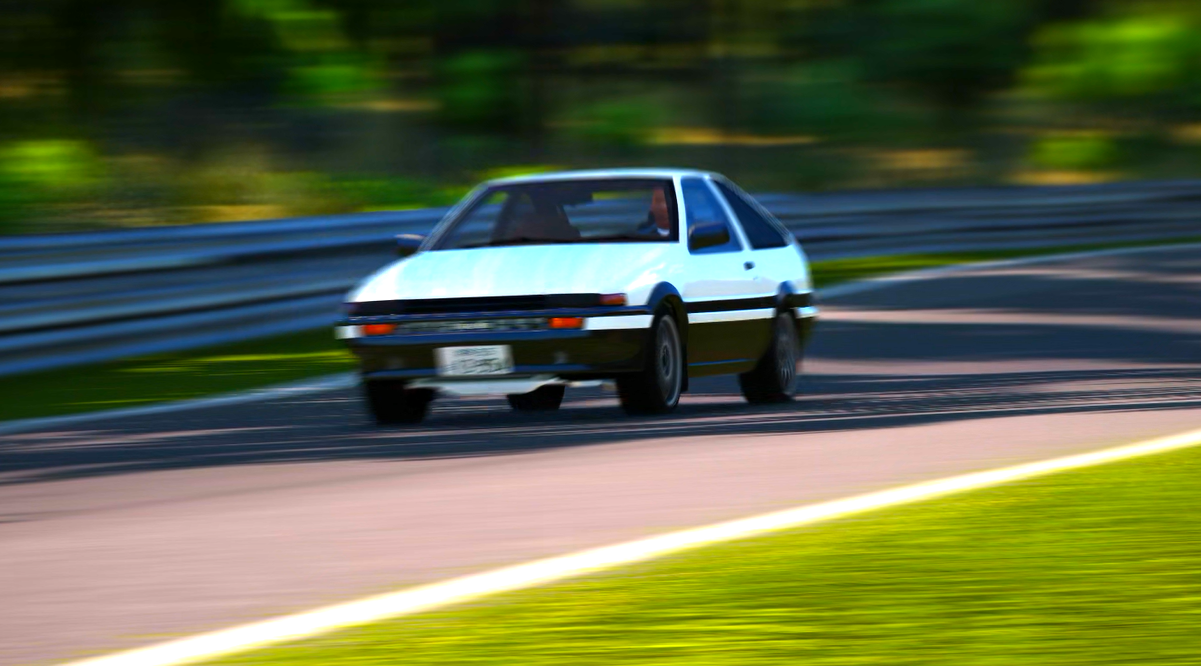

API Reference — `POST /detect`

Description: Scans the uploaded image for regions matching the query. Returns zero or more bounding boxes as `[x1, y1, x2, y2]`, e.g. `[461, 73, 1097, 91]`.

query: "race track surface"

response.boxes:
[3, 246, 1200, 665]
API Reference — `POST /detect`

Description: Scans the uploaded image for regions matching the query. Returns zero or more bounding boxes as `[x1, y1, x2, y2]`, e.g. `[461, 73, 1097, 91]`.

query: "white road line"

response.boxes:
[7, 241, 1201, 437]
[60, 424, 1201, 666]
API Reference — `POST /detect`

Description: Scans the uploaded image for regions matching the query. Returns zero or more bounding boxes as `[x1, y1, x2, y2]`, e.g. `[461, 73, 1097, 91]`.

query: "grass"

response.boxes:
[0, 329, 354, 422]
[3, 235, 1198, 423]
[807, 235, 1201, 286]
[210, 441, 1201, 666]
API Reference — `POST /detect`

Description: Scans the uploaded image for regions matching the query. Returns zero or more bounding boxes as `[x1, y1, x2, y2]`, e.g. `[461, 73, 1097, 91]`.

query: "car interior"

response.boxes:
[443, 179, 679, 249]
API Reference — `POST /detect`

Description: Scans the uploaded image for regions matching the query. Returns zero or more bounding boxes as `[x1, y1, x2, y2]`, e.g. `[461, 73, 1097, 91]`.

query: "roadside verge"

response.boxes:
[62, 424, 1201, 666]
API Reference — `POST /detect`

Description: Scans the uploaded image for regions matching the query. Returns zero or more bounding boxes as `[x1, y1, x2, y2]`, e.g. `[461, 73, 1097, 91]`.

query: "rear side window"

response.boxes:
[714, 181, 790, 250]
[681, 177, 741, 254]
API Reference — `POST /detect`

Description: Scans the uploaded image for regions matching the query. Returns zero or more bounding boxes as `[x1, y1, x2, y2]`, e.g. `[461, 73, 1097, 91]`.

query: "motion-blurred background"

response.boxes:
[2, 0, 1201, 234]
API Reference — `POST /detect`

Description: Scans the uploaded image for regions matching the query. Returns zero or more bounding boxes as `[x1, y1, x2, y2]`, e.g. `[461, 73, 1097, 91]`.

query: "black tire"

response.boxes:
[507, 384, 566, 411]
[739, 312, 800, 404]
[617, 311, 684, 415]
[363, 380, 432, 424]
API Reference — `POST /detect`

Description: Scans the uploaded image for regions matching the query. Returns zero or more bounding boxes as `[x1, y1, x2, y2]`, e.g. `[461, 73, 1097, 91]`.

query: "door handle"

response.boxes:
[744, 261, 755, 270]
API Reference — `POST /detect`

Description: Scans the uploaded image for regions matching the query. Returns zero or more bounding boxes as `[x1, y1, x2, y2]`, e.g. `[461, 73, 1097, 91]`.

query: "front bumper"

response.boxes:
[337, 298, 819, 388]
[339, 325, 650, 382]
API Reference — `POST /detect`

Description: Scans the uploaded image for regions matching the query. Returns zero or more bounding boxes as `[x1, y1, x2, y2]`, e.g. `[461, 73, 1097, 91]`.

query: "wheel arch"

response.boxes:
[773, 281, 815, 347]
[646, 281, 689, 391]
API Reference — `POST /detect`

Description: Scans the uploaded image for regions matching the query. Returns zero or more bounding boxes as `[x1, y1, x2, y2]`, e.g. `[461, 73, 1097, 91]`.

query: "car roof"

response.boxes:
[485, 168, 719, 186]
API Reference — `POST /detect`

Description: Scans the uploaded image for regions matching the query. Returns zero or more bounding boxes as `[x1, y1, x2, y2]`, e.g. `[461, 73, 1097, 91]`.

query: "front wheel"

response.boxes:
[617, 312, 683, 415]
[364, 380, 433, 424]
[739, 312, 800, 404]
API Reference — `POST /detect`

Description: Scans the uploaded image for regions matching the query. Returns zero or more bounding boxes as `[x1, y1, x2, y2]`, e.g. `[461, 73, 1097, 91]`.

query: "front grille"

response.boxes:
[348, 294, 603, 317]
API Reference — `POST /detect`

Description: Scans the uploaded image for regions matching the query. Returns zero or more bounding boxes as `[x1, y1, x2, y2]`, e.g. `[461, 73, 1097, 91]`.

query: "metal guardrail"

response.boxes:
[2, 179, 1200, 378]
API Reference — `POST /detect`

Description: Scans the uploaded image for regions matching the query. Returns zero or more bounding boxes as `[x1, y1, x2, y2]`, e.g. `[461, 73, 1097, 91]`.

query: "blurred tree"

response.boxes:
[1023, 11, 1201, 113]
[429, 0, 564, 142]
[436, 50, 529, 133]
[430, 0, 525, 134]
[5, 0, 1201, 231]
[159, 1, 286, 94]
[1029, 131, 1120, 171]
[855, 0, 1038, 114]
[0, 139, 105, 228]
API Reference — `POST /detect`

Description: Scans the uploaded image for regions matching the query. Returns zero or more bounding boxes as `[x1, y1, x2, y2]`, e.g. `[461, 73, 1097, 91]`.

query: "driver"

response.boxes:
[637, 187, 672, 238]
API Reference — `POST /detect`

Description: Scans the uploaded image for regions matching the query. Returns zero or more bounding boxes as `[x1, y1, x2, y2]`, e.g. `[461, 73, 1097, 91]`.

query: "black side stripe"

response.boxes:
[685, 291, 813, 314]
[685, 296, 776, 314]
[785, 292, 813, 308]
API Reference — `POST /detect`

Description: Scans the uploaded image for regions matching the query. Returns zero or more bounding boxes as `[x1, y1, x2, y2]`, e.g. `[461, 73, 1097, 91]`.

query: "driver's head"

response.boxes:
[650, 187, 670, 231]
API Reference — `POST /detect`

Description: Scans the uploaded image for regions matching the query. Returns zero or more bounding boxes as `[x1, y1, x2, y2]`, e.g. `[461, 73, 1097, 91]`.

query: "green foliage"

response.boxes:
[0, 175, 24, 232]
[160, 2, 288, 91]
[323, 176, 465, 211]
[284, 53, 383, 101]
[567, 98, 665, 149]
[8, 0, 1201, 233]
[736, 61, 921, 142]
[182, 164, 461, 217]
[1029, 132, 1121, 171]
[1023, 13, 1201, 106]
[436, 50, 528, 133]
[0, 140, 106, 229]
[0, 139, 103, 191]
[0, 329, 352, 422]
[857, 0, 1036, 110]
[238, 1, 384, 102]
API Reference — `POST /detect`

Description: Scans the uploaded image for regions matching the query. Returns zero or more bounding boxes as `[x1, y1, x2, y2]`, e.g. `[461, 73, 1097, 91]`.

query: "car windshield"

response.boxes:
[432, 178, 678, 250]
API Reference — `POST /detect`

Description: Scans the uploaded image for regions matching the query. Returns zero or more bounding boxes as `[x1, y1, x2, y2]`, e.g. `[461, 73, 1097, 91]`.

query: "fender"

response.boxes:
[646, 281, 683, 315]
[774, 282, 814, 311]
[775, 282, 817, 348]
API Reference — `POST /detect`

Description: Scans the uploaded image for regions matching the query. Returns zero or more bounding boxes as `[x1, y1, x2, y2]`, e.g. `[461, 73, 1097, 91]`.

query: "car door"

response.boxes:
[712, 177, 799, 284]
[678, 176, 773, 372]
[708, 177, 808, 359]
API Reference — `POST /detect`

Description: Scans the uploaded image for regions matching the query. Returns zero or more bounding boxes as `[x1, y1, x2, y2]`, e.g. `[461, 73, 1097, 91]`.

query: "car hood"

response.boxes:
[349, 244, 676, 304]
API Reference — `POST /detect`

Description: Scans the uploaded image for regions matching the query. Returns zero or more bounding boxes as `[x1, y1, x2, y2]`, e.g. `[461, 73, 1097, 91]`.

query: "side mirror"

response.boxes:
[395, 233, 425, 258]
[688, 221, 730, 252]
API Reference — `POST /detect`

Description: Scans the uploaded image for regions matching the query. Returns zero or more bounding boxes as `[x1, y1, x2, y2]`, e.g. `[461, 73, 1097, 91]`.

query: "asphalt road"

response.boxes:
[3, 245, 1201, 666]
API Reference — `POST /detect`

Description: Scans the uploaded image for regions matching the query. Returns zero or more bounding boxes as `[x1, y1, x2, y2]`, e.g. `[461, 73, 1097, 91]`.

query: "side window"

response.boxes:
[682, 177, 741, 254]
[714, 181, 790, 250]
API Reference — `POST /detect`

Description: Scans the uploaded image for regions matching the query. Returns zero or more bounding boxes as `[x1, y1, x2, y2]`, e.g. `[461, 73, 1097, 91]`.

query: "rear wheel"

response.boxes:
[739, 312, 800, 404]
[507, 384, 565, 411]
[363, 380, 433, 424]
[617, 312, 683, 415]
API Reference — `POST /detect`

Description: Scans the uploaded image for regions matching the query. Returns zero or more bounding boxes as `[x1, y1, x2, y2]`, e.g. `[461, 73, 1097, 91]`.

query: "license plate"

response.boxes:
[435, 345, 514, 376]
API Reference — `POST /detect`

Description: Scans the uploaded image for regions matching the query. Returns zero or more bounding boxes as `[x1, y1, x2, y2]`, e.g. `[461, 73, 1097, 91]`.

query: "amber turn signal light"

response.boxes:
[363, 323, 397, 336]
[599, 293, 627, 306]
[548, 317, 585, 329]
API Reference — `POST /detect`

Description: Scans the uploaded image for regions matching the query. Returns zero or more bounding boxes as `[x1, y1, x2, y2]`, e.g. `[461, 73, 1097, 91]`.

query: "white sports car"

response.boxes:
[337, 169, 817, 423]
